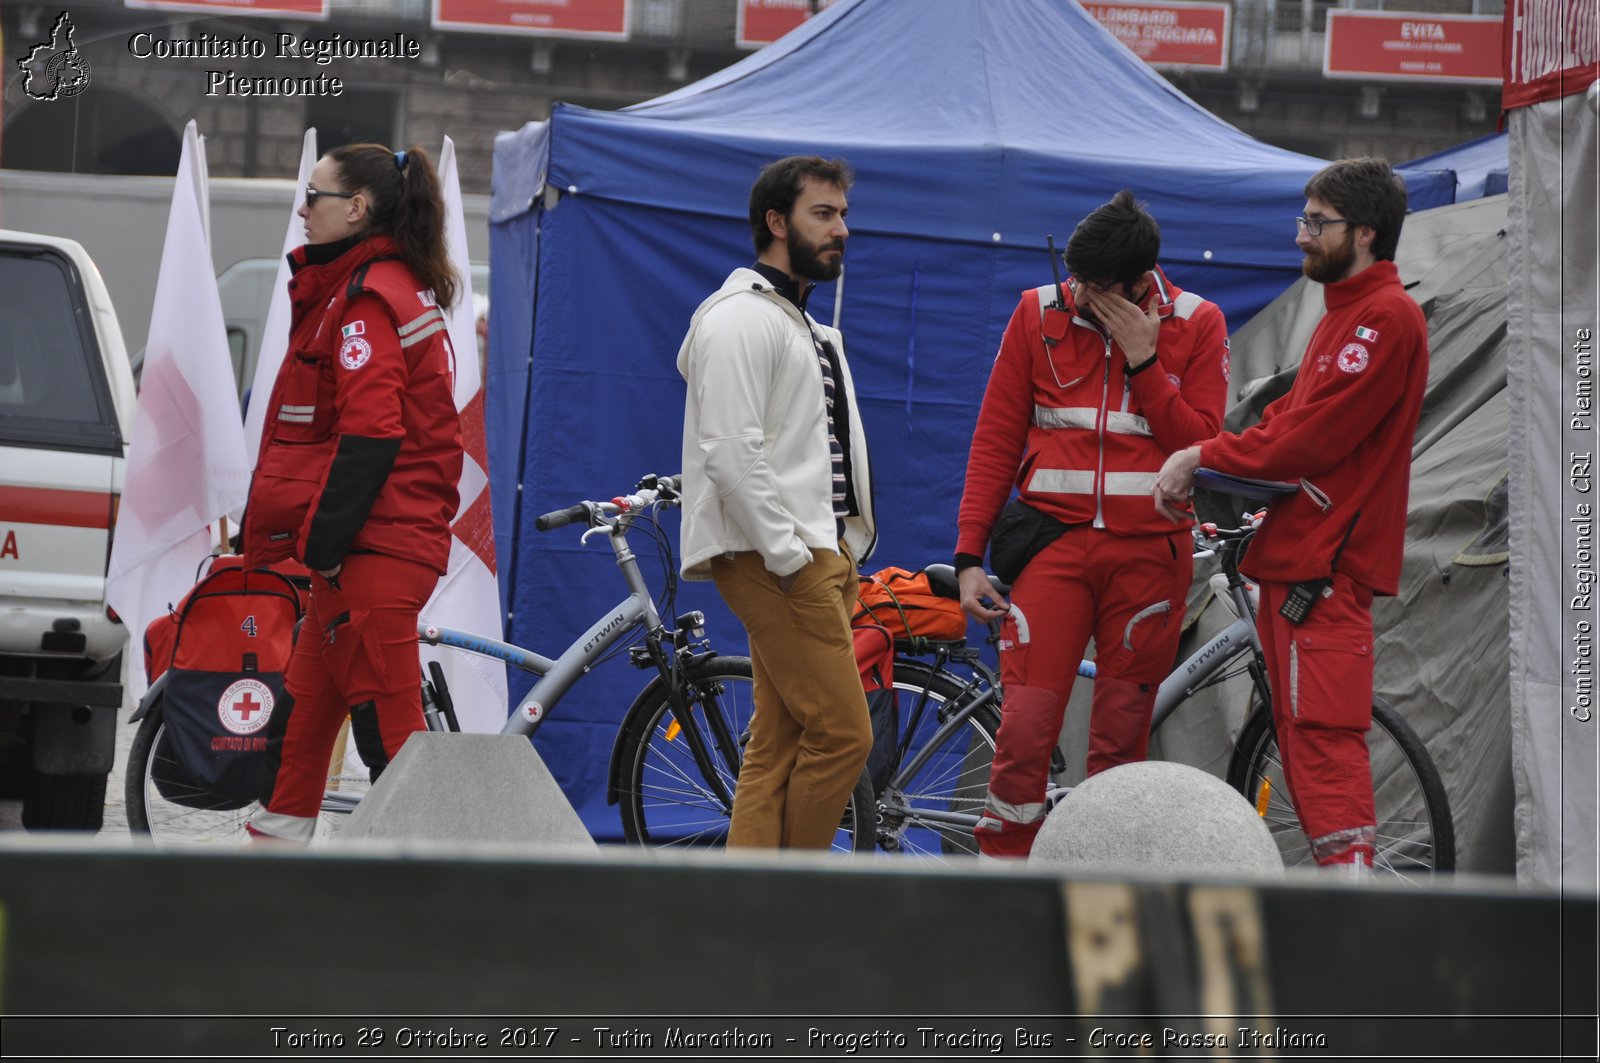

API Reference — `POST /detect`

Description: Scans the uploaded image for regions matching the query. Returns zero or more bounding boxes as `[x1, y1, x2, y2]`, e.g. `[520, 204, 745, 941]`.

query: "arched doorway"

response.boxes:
[4, 88, 179, 175]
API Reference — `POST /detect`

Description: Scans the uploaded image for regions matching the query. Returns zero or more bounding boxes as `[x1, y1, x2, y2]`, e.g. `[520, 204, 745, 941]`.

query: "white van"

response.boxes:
[0, 229, 136, 829]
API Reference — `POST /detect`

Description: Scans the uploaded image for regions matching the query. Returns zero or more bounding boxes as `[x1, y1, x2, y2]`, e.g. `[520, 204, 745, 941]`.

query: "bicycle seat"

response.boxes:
[922, 563, 1011, 600]
[1194, 468, 1298, 503]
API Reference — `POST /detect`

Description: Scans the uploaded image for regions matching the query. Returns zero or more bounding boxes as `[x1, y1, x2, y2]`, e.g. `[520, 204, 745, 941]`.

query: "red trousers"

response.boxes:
[976, 527, 1191, 857]
[1256, 574, 1377, 866]
[250, 553, 438, 843]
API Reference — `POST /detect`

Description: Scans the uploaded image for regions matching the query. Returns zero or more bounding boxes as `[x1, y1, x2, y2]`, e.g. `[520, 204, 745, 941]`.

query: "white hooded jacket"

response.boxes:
[677, 267, 876, 579]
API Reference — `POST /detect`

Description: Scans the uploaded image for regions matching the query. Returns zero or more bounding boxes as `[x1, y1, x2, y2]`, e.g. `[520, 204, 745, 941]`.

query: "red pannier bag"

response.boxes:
[850, 566, 968, 792]
[853, 622, 893, 692]
[851, 566, 968, 643]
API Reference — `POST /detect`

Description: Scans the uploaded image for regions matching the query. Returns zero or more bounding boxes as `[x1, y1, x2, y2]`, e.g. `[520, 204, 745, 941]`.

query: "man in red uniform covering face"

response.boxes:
[954, 191, 1231, 858]
[1154, 158, 1430, 873]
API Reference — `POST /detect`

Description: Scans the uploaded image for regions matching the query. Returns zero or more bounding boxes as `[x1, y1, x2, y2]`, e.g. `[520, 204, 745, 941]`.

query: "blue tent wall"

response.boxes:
[484, 0, 1456, 839]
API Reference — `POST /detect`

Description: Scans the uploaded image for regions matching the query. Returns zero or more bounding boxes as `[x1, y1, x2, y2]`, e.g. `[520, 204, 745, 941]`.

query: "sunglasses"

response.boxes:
[305, 186, 358, 208]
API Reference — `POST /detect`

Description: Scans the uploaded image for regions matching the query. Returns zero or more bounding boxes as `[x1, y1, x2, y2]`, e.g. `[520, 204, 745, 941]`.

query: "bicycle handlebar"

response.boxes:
[535, 504, 590, 531]
[612, 474, 681, 514]
[1195, 509, 1266, 545]
[534, 474, 682, 533]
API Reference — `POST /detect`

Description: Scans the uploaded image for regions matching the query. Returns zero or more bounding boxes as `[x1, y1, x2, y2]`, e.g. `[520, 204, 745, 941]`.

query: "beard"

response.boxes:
[1302, 232, 1357, 284]
[788, 230, 845, 282]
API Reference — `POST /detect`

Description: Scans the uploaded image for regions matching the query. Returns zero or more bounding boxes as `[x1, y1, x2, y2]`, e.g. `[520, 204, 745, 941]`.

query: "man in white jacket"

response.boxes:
[677, 156, 877, 849]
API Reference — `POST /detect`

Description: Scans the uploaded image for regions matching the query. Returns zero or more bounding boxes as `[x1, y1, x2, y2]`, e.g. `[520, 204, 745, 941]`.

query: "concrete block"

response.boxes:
[1030, 761, 1283, 877]
[336, 733, 595, 850]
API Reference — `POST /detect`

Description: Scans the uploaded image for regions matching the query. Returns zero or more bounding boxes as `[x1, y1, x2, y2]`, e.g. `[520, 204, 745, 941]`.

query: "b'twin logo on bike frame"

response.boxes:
[1185, 630, 1233, 677]
[583, 612, 628, 654]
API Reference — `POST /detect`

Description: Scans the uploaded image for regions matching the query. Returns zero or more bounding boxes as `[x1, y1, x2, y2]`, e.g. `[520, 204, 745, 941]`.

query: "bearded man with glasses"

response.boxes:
[1153, 157, 1431, 875]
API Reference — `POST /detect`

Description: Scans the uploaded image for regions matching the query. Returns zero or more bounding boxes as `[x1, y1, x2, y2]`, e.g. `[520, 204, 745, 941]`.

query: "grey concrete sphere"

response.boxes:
[1030, 761, 1284, 876]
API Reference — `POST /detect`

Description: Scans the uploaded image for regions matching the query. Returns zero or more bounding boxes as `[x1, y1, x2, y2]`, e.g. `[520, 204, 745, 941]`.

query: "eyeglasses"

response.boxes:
[1295, 216, 1355, 237]
[305, 186, 358, 208]
[1071, 277, 1120, 296]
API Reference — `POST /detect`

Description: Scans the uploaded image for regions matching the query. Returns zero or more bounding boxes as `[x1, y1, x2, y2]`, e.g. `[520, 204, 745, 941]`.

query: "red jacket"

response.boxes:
[957, 267, 1230, 555]
[1199, 260, 1428, 595]
[243, 236, 462, 575]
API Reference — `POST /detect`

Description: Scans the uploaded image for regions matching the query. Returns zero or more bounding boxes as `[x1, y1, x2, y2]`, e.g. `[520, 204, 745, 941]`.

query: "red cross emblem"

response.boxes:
[218, 678, 274, 735]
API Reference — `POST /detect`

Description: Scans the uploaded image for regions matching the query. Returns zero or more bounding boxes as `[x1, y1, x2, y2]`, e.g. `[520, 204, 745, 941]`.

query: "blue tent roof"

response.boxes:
[485, 0, 1455, 839]
[496, 0, 1454, 270]
[1406, 132, 1510, 202]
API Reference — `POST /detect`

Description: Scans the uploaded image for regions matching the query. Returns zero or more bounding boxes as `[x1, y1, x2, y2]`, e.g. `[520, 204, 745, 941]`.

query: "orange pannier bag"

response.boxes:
[851, 566, 967, 642]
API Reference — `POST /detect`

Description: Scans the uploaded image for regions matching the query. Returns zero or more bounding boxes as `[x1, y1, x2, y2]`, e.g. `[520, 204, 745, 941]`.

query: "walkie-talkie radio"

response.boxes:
[1278, 512, 1361, 625]
[1278, 576, 1333, 624]
[1047, 233, 1067, 310]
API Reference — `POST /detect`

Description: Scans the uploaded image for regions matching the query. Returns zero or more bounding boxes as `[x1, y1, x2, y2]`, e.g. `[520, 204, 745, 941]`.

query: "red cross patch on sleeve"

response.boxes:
[340, 335, 373, 370]
[1337, 343, 1370, 374]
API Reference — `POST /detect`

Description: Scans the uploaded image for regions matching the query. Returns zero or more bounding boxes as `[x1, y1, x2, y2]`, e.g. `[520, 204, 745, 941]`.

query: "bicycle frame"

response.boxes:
[418, 513, 666, 737]
[1151, 541, 1273, 730]
[414, 499, 747, 812]
[1149, 616, 1262, 727]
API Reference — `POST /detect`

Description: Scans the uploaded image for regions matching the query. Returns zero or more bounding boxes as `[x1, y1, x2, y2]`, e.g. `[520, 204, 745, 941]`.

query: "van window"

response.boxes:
[0, 246, 122, 453]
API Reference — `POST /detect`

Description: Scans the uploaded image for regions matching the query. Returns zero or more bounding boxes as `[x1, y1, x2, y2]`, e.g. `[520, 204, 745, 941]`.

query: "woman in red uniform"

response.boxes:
[243, 143, 464, 843]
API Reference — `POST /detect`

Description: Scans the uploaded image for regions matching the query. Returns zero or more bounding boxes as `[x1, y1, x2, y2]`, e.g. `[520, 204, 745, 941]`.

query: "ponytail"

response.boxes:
[327, 142, 459, 310]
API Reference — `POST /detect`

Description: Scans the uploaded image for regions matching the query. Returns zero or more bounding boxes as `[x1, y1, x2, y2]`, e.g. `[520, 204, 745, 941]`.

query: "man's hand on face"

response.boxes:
[1153, 445, 1202, 522]
[1081, 280, 1160, 370]
[958, 566, 1010, 621]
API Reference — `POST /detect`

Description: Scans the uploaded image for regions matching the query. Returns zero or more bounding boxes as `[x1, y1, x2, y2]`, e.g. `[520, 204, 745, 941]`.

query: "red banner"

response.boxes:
[1504, 0, 1600, 108]
[1324, 11, 1503, 83]
[1085, 1, 1230, 71]
[432, 0, 630, 39]
[125, 0, 327, 15]
[736, 0, 838, 49]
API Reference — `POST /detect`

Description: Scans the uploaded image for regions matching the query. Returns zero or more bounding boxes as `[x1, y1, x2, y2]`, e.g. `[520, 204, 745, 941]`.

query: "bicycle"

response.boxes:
[841, 506, 1455, 880]
[126, 474, 876, 852]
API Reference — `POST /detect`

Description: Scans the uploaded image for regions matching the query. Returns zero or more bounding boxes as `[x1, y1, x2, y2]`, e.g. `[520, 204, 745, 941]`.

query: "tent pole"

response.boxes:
[833, 263, 845, 331]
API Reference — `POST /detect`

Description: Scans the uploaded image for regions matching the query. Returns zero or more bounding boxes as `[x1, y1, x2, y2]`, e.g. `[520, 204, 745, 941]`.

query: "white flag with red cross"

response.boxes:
[107, 121, 252, 698]
[420, 135, 507, 732]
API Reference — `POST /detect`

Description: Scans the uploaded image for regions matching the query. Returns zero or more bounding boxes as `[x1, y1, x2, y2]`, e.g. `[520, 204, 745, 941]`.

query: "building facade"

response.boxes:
[3, 0, 1503, 195]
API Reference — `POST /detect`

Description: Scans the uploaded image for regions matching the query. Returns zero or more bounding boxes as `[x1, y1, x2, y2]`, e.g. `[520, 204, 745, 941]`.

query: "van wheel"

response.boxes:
[22, 767, 106, 831]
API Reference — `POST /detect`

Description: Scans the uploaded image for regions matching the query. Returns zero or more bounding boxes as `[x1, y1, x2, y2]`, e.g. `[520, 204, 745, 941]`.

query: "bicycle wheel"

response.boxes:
[126, 703, 371, 846]
[870, 659, 1000, 859]
[1226, 695, 1455, 879]
[616, 656, 874, 853]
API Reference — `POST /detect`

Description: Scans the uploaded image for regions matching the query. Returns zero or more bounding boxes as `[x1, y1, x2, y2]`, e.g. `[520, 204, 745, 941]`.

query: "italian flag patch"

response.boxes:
[1354, 325, 1379, 341]
[342, 321, 366, 338]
